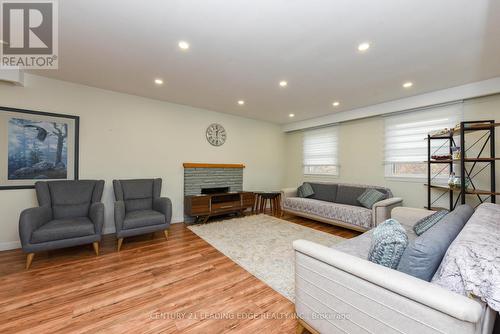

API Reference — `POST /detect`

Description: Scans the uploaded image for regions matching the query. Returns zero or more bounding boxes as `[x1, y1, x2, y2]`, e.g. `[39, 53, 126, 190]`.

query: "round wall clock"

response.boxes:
[206, 123, 227, 146]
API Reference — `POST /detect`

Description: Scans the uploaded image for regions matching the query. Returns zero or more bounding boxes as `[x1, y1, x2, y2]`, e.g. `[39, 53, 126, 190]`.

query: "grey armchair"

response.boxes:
[113, 178, 172, 251]
[19, 180, 105, 269]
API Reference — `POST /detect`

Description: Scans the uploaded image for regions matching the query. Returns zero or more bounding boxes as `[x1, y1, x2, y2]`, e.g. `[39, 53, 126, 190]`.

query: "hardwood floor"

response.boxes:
[0, 213, 359, 333]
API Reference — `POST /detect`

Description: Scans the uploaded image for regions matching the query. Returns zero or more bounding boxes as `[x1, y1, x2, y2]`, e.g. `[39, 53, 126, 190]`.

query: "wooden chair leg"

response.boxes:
[277, 195, 282, 216]
[163, 230, 169, 240]
[270, 198, 274, 215]
[92, 242, 99, 256]
[26, 253, 34, 270]
[252, 195, 256, 213]
[296, 321, 305, 334]
[296, 318, 319, 334]
[117, 238, 123, 252]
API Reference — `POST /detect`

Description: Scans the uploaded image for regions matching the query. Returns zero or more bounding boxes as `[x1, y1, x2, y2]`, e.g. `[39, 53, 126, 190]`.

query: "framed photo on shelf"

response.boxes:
[0, 106, 79, 190]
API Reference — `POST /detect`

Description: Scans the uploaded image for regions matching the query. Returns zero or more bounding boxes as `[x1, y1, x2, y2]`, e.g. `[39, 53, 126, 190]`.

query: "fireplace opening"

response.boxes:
[201, 187, 230, 195]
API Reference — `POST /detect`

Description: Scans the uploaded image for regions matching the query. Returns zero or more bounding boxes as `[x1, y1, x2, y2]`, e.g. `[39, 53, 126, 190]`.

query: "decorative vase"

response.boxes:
[449, 175, 471, 190]
[448, 173, 456, 187]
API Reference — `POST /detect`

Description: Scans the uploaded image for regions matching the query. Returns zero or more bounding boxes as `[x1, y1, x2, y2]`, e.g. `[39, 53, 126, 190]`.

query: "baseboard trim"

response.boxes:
[0, 241, 21, 251]
[0, 220, 184, 252]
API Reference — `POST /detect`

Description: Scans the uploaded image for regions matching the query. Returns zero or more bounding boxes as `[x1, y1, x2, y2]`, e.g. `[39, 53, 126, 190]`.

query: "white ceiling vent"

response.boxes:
[0, 68, 24, 86]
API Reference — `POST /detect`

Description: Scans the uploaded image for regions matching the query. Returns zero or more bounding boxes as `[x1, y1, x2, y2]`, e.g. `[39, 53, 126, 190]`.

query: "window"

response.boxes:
[384, 103, 462, 179]
[303, 125, 339, 176]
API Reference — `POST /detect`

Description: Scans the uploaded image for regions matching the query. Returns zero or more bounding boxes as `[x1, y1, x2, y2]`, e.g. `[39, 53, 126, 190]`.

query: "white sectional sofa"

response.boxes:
[282, 182, 403, 231]
[293, 205, 498, 334]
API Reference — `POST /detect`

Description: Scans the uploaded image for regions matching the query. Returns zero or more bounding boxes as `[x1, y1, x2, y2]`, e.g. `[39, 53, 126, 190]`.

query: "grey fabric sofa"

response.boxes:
[19, 180, 105, 269]
[113, 178, 172, 251]
[281, 182, 402, 231]
[293, 206, 497, 334]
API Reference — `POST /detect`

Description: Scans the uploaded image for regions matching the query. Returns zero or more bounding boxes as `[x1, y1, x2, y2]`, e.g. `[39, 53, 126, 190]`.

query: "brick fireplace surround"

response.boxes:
[183, 163, 244, 196]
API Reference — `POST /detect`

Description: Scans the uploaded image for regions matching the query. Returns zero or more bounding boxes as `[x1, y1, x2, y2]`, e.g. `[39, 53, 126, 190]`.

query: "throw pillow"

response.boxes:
[297, 183, 314, 198]
[413, 210, 448, 236]
[357, 188, 386, 209]
[368, 219, 408, 269]
[397, 205, 473, 281]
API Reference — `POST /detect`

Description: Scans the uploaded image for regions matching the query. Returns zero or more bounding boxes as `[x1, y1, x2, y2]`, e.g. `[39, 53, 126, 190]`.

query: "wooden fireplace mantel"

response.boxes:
[183, 163, 245, 169]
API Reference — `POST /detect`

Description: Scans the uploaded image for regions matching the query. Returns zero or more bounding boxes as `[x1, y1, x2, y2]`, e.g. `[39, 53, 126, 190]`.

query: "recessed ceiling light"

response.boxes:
[332, 101, 340, 107]
[237, 100, 245, 105]
[358, 42, 370, 52]
[178, 40, 190, 50]
[403, 81, 413, 88]
[154, 78, 164, 85]
[289, 113, 295, 118]
[279, 81, 288, 87]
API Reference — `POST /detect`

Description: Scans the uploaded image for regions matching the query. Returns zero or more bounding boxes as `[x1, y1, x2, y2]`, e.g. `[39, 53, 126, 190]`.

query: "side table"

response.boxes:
[253, 192, 282, 216]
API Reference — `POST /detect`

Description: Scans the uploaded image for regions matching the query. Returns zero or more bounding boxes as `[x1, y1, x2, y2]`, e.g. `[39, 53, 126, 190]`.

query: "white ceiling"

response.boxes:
[33, 0, 500, 124]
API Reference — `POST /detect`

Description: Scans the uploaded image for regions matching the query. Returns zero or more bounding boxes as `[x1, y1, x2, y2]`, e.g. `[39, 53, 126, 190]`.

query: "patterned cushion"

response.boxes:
[357, 189, 386, 209]
[334, 221, 418, 259]
[368, 219, 408, 269]
[413, 210, 448, 236]
[283, 197, 373, 229]
[301, 183, 315, 197]
[297, 183, 315, 198]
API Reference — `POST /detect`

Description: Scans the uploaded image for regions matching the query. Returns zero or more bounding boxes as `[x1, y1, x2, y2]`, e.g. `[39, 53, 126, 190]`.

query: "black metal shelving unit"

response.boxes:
[426, 120, 498, 211]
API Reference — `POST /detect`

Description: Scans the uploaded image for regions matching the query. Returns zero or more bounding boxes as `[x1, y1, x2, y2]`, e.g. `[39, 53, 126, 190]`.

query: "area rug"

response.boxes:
[188, 214, 344, 301]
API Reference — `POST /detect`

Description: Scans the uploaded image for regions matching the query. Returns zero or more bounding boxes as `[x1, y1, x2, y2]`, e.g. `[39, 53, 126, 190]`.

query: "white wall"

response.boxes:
[0, 74, 286, 250]
[285, 94, 500, 209]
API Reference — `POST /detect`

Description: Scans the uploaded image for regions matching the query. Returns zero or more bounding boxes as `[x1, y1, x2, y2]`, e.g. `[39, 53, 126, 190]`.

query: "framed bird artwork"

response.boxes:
[0, 106, 79, 190]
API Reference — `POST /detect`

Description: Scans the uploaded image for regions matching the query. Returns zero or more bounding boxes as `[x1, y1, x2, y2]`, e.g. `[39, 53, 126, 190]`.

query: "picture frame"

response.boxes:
[0, 106, 79, 190]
